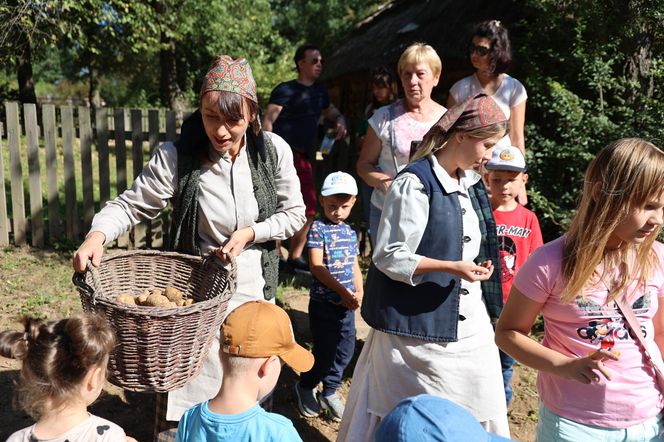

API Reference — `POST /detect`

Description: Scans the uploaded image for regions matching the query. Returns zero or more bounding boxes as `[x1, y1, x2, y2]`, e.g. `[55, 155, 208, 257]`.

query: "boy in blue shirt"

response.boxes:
[176, 301, 313, 442]
[295, 171, 363, 422]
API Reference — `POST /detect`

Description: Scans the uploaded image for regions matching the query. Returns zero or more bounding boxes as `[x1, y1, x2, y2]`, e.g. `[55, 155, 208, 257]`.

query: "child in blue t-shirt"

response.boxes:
[295, 171, 363, 422]
[176, 301, 313, 442]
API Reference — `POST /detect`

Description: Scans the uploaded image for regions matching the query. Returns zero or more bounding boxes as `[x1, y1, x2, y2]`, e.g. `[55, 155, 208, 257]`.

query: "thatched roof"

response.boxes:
[323, 0, 518, 81]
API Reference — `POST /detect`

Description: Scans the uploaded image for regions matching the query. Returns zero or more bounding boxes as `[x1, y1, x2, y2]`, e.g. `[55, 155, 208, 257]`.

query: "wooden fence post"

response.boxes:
[114, 108, 129, 248]
[166, 111, 176, 142]
[96, 108, 111, 207]
[131, 108, 146, 249]
[61, 106, 79, 240]
[43, 104, 62, 242]
[148, 109, 162, 248]
[79, 107, 95, 231]
[0, 122, 9, 246]
[24, 103, 45, 247]
[6, 102, 26, 245]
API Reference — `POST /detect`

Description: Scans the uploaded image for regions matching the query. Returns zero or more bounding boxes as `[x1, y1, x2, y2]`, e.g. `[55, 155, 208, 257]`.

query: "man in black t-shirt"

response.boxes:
[263, 44, 347, 273]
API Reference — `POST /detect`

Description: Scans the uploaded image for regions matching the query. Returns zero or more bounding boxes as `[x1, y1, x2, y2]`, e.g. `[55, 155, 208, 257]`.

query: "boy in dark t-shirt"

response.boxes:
[294, 172, 363, 423]
[485, 145, 543, 406]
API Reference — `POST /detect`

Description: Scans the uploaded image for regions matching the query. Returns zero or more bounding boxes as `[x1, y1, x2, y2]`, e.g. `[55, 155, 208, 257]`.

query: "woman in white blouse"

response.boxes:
[356, 43, 446, 247]
[72, 55, 305, 437]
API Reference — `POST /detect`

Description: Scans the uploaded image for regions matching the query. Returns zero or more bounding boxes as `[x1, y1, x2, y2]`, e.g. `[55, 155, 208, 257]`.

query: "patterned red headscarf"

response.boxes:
[200, 55, 257, 103]
[434, 93, 506, 132]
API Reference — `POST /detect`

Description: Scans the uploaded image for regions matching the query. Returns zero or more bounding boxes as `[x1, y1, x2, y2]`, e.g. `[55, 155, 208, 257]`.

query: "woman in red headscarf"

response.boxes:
[339, 94, 511, 441]
[72, 55, 306, 437]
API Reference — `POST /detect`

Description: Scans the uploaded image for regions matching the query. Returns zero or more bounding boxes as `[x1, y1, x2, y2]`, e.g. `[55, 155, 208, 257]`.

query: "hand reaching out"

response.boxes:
[72, 231, 106, 272]
[559, 349, 620, 384]
[451, 260, 494, 282]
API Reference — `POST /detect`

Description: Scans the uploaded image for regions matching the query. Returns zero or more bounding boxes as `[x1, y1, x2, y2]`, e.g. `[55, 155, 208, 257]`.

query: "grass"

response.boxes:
[0, 246, 81, 320]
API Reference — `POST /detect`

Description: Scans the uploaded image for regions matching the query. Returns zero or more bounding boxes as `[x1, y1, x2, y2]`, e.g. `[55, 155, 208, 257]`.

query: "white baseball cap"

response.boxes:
[486, 145, 527, 172]
[320, 171, 358, 196]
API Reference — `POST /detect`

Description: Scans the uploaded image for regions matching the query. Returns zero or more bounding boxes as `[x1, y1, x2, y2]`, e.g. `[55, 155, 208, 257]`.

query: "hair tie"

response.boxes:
[494, 20, 502, 27]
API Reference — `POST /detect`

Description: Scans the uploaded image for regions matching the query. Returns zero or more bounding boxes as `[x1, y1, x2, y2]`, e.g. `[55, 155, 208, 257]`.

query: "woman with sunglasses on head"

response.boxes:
[356, 43, 447, 248]
[448, 20, 526, 155]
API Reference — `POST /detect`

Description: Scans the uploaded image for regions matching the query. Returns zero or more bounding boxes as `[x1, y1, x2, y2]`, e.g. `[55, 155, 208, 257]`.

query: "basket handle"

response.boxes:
[204, 251, 238, 296]
[72, 260, 103, 306]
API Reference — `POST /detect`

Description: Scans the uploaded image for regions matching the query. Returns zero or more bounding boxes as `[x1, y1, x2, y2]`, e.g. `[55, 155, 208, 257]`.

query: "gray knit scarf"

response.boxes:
[170, 110, 279, 300]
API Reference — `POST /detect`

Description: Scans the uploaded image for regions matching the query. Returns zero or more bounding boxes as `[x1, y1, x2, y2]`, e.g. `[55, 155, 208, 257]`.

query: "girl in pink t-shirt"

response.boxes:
[496, 138, 664, 441]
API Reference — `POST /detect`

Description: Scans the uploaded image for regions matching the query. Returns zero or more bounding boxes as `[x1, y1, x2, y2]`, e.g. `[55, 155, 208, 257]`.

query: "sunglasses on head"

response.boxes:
[310, 57, 323, 65]
[470, 45, 490, 57]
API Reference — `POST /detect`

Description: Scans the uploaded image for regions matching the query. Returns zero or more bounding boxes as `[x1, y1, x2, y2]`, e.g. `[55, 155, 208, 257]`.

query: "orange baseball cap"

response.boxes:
[222, 301, 314, 373]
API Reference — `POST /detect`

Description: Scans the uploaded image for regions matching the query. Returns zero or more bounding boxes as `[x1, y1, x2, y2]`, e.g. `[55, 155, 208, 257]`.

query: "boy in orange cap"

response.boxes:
[175, 301, 313, 441]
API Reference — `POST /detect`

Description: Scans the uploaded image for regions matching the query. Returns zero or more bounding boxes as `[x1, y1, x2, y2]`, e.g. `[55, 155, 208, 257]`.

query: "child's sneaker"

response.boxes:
[320, 393, 344, 422]
[294, 381, 320, 417]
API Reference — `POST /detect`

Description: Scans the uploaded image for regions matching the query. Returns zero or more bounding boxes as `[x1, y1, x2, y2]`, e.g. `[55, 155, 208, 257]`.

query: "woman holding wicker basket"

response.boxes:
[72, 55, 306, 439]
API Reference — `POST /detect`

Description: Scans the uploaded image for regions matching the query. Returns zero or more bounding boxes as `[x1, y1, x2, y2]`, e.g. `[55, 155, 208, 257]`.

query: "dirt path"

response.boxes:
[0, 247, 537, 441]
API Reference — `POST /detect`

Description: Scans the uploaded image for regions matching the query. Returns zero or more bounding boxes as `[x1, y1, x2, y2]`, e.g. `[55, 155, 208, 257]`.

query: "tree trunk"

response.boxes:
[17, 40, 37, 104]
[88, 62, 102, 108]
[160, 34, 186, 111]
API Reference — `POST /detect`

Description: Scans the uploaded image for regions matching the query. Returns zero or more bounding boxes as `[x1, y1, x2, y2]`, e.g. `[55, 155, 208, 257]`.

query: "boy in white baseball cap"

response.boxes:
[484, 145, 543, 406]
[295, 171, 363, 422]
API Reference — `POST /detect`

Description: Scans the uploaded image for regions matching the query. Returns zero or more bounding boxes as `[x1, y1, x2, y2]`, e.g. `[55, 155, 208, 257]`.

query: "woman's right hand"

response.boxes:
[377, 176, 394, 193]
[450, 260, 493, 282]
[557, 350, 620, 384]
[72, 231, 106, 272]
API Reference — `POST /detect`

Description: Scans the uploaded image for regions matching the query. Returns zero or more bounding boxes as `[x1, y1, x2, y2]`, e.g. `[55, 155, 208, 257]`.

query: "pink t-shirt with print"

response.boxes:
[514, 237, 664, 428]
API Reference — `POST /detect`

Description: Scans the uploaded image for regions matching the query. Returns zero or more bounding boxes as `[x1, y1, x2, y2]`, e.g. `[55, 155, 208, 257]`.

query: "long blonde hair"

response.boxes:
[561, 138, 664, 303]
[410, 120, 509, 163]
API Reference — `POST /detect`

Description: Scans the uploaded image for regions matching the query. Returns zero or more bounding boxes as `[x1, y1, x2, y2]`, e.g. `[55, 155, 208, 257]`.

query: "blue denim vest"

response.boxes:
[361, 157, 503, 342]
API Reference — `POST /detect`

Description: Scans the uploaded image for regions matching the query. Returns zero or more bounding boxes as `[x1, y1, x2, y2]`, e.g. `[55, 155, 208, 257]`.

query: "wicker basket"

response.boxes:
[72, 250, 236, 393]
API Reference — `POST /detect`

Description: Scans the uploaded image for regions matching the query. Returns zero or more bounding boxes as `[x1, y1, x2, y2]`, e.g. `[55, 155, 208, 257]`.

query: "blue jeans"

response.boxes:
[536, 402, 664, 442]
[500, 350, 514, 405]
[369, 203, 382, 250]
[360, 181, 373, 225]
[300, 299, 356, 397]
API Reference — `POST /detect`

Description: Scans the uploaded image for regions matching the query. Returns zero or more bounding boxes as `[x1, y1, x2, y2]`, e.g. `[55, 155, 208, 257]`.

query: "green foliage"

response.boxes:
[0, 0, 383, 107]
[512, 0, 664, 240]
[270, 0, 384, 54]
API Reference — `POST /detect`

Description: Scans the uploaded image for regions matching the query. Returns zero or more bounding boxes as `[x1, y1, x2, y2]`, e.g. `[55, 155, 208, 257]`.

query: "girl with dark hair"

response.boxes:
[448, 20, 527, 154]
[2, 314, 136, 441]
[357, 67, 399, 243]
[72, 55, 306, 437]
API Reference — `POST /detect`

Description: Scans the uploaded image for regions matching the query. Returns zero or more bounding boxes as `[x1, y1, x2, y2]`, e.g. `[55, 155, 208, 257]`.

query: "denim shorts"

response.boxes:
[536, 402, 664, 442]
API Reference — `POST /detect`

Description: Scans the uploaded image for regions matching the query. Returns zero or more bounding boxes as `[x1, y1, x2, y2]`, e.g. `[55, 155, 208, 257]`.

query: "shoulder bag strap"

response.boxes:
[614, 296, 664, 392]
[388, 103, 400, 174]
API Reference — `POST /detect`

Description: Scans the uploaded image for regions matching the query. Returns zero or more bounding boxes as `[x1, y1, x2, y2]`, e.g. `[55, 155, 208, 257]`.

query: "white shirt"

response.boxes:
[367, 100, 446, 209]
[449, 73, 527, 148]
